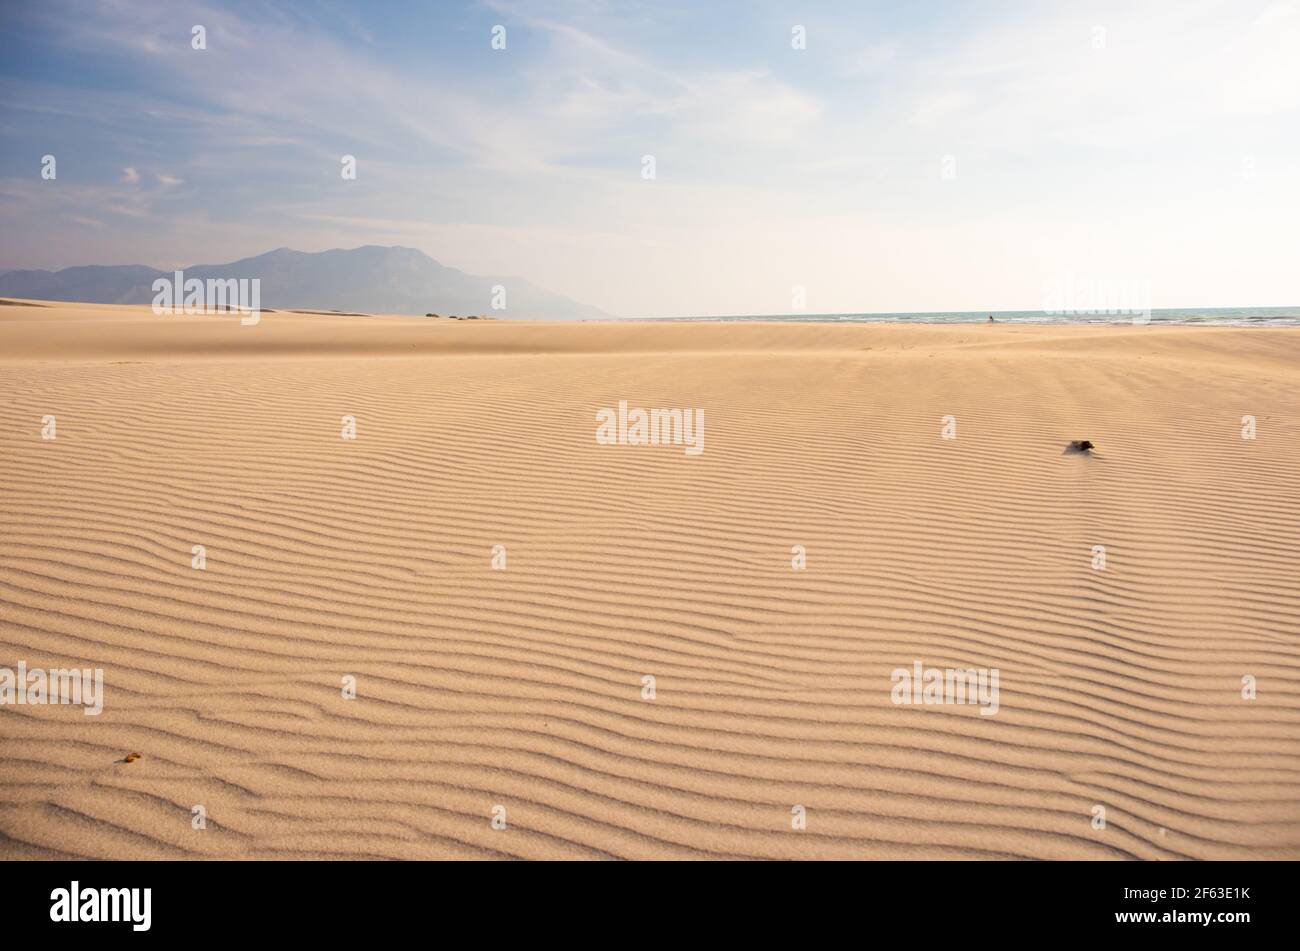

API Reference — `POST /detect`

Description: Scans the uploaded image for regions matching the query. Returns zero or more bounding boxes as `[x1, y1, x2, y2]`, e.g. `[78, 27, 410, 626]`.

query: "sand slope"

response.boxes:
[1, 301, 1298, 859]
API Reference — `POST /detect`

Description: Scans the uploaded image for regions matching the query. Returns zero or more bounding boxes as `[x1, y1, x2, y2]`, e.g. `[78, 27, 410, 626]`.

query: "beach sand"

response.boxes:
[1, 300, 1298, 859]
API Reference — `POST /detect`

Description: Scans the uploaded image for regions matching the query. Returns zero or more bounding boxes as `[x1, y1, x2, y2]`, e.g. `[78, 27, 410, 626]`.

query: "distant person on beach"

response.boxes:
[987, 315, 995, 323]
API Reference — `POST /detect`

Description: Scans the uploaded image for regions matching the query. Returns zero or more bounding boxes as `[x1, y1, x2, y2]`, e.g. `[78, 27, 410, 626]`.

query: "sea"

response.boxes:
[640, 306, 1300, 326]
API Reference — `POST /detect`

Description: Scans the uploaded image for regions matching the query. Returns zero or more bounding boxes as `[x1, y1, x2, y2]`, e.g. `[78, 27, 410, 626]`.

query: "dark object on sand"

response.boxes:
[1066, 440, 1095, 453]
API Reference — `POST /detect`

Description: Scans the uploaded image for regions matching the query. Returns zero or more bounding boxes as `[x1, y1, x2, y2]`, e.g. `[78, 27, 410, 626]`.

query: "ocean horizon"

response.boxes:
[636, 306, 1300, 326]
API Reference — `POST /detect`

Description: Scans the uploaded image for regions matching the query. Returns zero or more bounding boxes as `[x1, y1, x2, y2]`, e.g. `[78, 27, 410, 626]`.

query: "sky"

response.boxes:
[1, 0, 1298, 317]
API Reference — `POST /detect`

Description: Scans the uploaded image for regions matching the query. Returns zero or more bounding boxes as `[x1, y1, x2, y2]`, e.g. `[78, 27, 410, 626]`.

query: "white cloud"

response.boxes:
[4, 0, 1298, 315]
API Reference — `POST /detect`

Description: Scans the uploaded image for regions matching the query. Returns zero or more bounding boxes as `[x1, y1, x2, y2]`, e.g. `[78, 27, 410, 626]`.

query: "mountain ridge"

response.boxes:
[0, 245, 612, 320]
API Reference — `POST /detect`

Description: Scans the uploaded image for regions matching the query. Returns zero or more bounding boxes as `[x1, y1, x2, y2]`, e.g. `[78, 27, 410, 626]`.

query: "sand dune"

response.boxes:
[1, 300, 1298, 859]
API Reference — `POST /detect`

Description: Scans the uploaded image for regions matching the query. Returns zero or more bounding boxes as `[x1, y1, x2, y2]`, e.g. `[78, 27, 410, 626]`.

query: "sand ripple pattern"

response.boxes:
[2, 308, 1298, 859]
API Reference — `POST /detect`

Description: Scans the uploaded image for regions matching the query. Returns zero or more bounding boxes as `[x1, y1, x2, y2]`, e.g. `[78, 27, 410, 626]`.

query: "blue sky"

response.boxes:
[1, 0, 1298, 316]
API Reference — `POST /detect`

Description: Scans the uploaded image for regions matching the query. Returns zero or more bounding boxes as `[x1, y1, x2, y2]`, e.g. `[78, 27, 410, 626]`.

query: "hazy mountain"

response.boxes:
[0, 265, 163, 305]
[0, 245, 612, 320]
